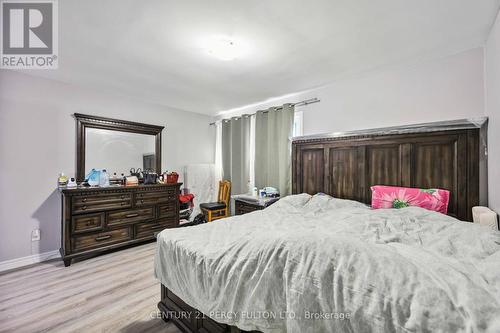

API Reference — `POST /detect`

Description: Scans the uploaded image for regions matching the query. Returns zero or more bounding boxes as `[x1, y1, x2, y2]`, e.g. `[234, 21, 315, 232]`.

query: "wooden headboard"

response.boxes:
[292, 119, 488, 221]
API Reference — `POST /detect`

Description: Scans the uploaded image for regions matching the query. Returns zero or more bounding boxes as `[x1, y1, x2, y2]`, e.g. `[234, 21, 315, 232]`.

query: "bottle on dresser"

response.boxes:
[100, 169, 110, 187]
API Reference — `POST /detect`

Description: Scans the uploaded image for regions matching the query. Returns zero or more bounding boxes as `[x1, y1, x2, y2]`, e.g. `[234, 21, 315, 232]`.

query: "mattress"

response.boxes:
[154, 194, 500, 333]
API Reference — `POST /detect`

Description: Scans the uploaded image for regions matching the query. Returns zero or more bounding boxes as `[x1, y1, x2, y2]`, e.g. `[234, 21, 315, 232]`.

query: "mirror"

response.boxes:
[75, 114, 164, 182]
[85, 128, 156, 176]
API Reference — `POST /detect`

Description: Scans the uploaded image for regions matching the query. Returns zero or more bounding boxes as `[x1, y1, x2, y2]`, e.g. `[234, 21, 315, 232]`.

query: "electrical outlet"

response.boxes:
[31, 229, 41, 242]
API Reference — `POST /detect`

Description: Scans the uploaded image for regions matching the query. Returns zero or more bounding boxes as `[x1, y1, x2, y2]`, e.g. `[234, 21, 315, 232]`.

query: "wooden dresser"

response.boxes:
[60, 183, 181, 266]
[234, 196, 279, 215]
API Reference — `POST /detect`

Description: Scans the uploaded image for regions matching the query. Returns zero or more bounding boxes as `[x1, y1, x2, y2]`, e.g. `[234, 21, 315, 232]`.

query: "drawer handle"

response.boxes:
[126, 213, 139, 218]
[121, 201, 126, 206]
[82, 198, 87, 202]
[151, 225, 163, 229]
[86, 222, 91, 226]
[82, 205, 87, 210]
[95, 235, 111, 241]
[121, 195, 125, 199]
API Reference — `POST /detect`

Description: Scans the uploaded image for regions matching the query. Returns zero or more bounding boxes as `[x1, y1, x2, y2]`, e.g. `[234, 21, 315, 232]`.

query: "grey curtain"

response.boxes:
[221, 116, 251, 195]
[254, 103, 295, 195]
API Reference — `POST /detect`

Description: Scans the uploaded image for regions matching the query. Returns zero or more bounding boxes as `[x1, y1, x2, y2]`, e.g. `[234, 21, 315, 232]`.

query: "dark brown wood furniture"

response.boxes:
[60, 183, 181, 266]
[158, 119, 488, 333]
[74, 113, 163, 182]
[159, 286, 256, 333]
[235, 197, 279, 215]
[292, 119, 488, 222]
[60, 114, 177, 266]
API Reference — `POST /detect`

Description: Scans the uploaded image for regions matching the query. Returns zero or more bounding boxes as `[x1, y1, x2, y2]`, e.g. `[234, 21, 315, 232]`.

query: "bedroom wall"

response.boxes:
[485, 10, 500, 214]
[0, 71, 215, 264]
[218, 48, 485, 135]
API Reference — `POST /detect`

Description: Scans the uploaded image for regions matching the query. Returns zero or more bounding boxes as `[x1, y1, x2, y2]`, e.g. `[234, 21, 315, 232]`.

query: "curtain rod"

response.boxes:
[209, 97, 320, 125]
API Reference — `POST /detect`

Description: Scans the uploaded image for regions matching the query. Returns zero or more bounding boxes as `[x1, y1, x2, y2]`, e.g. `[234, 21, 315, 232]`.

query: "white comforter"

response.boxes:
[154, 194, 500, 333]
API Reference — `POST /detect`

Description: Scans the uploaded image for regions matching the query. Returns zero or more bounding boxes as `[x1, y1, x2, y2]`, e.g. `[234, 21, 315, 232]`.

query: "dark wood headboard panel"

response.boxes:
[292, 120, 488, 221]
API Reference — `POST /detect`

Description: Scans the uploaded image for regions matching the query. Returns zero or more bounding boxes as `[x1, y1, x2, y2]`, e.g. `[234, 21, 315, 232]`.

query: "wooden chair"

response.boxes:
[200, 180, 231, 222]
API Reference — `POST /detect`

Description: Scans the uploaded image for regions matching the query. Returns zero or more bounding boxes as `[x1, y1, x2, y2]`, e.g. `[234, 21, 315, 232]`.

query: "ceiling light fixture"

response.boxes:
[206, 36, 243, 61]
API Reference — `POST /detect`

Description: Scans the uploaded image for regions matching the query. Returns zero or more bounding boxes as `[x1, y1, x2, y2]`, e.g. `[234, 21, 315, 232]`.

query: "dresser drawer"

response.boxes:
[164, 289, 198, 331]
[107, 207, 155, 227]
[72, 227, 131, 252]
[235, 200, 263, 215]
[135, 190, 177, 206]
[135, 219, 176, 239]
[167, 288, 193, 313]
[158, 203, 177, 218]
[200, 316, 226, 333]
[72, 193, 132, 214]
[72, 213, 104, 234]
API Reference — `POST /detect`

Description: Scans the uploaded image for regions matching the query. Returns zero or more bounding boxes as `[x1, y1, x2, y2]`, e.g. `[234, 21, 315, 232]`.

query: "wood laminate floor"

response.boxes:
[0, 243, 181, 333]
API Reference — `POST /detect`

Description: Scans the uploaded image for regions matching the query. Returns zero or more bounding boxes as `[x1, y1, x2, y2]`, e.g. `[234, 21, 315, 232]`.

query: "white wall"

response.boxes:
[486, 10, 500, 214]
[0, 71, 215, 262]
[219, 48, 485, 136]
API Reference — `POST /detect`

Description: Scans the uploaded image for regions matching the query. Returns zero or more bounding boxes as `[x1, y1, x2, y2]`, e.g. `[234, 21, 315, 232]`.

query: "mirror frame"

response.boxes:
[74, 113, 164, 182]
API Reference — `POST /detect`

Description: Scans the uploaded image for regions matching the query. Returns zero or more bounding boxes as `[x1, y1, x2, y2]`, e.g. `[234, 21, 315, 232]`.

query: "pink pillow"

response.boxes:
[371, 185, 450, 214]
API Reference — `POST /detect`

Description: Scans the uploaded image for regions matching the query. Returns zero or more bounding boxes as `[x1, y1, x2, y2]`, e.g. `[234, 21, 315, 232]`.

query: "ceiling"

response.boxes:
[23, 0, 500, 115]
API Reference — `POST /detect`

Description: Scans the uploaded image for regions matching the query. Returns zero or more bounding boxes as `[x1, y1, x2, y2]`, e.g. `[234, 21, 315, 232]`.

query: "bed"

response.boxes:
[155, 119, 499, 333]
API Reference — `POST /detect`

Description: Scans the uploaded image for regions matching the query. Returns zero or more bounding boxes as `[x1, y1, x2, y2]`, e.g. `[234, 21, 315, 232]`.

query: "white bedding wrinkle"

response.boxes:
[154, 194, 500, 333]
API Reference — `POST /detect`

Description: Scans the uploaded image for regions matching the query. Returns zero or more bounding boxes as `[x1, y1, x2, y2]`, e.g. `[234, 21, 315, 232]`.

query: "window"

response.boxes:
[293, 110, 303, 137]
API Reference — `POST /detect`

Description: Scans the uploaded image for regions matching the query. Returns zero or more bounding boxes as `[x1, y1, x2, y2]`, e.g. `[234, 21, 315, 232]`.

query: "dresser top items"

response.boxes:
[60, 183, 182, 195]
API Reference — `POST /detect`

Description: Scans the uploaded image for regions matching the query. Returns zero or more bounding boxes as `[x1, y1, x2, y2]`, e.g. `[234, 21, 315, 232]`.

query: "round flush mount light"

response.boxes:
[205, 36, 245, 61]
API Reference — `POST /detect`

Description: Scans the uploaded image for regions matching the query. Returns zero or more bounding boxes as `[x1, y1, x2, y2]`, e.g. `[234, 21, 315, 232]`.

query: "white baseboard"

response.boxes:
[0, 250, 61, 273]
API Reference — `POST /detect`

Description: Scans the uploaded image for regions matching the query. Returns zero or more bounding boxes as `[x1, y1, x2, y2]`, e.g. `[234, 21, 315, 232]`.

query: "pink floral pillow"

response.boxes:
[371, 185, 450, 214]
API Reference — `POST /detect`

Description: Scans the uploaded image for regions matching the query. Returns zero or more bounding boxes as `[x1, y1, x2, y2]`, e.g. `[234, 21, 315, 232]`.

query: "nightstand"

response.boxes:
[233, 195, 280, 215]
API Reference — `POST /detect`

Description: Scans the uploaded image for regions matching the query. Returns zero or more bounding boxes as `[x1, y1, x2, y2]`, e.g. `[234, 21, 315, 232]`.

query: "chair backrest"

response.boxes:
[218, 180, 231, 205]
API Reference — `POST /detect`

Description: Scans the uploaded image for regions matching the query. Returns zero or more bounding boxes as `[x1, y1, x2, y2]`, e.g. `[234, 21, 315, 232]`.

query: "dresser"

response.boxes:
[60, 183, 181, 266]
[234, 195, 279, 215]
